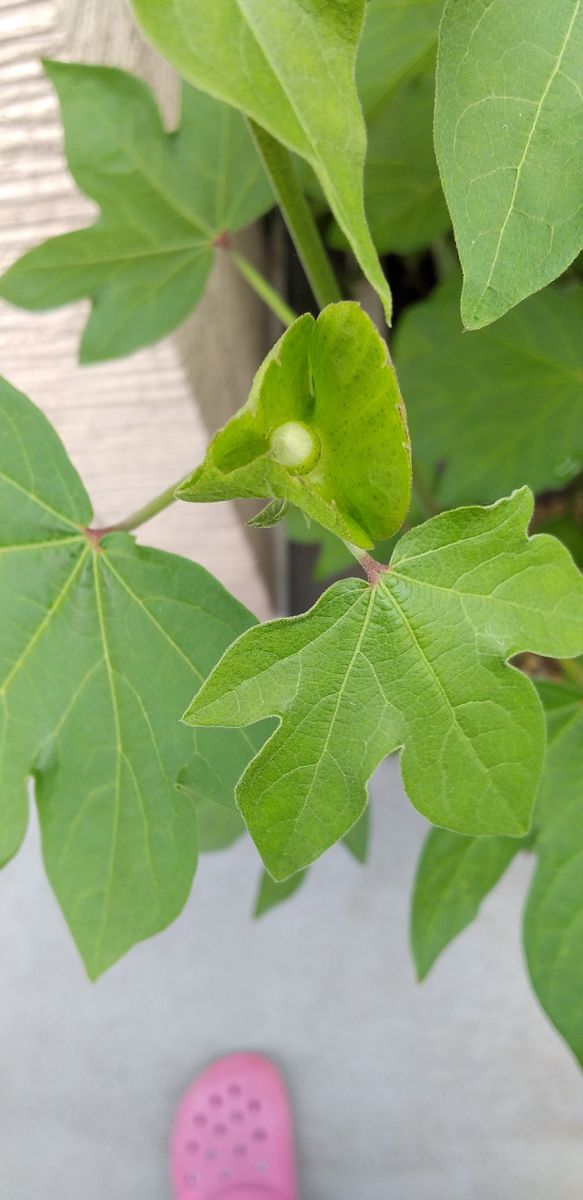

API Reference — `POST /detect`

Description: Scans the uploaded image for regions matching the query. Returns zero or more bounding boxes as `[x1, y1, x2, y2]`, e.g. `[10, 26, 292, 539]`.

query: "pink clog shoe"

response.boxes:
[170, 1052, 298, 1200]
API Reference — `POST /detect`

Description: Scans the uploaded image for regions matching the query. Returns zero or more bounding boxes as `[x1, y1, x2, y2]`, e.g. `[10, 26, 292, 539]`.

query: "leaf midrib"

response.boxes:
[378, 578, 519, 824]
[280, 586, 377, 853]
[177, 0, 355, 229]
[0, 468, 85, 533]
[389, 565, 580, 636]
[472, 0, 582, 316]
[11, 240, 212, 272]
[0, 544, 90, 695]
[79, 96, 217, 242]
[91, 553, 166, 970]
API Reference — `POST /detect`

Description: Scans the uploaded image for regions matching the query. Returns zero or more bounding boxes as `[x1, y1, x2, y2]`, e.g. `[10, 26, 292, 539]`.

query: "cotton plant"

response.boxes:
[0, 0, 582, 1080]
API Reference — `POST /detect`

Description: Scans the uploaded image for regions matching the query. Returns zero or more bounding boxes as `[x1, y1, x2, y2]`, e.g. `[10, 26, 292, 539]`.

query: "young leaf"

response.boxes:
[178, 303, 411, 550]
[435, 0, 583, 328]
[357, 0, 443, 116]
[0, 62, 273, 362]
[184, 489, 583, 880]
[524, 682, 583, 1066]
[411, 829, 523, 980]
[330, 73, 450, 256]
[395, 280, 583, 506]
[247, 499, 290, 530]
[131, 0, 393, 321]
[0, 376, 259, 976]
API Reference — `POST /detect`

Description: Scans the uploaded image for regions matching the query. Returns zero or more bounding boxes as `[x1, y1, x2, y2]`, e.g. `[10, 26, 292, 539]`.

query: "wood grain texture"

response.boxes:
[0, 0, 273, 618]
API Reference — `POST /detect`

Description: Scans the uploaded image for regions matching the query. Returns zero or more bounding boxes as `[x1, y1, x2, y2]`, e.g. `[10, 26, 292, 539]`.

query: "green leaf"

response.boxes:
[395, 280, 583, 506]
[0, 62, 273, 362]
[184, 488, 583, 879]
[131, 0, 393, 321]
[178, 303, 411, 550]
[411, 679, 583, 1066]
[176, 719, 268, 853]
[175, 720, 269, 814]
[0, 376, 259, 976]
[357, 0, 443, 116]
[537, 515, 583, 570]
[435, 0, 583, 328]
[524, 681, 583, 1065]
[286, 509, 356, 582]
[286, 503, 418, 584]
[247, 498, 290, 530]
[411, 828, 523, 980]
[254, 806, 368, 916]
[180, 790, 245, 853]
[254, 867, 307, 917]
[330, 72, 450, 256]
[342, 808, 370, 864]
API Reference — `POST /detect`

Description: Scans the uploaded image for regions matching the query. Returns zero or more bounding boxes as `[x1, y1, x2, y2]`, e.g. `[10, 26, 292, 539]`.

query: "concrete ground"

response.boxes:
[1, 757, 582, 1200]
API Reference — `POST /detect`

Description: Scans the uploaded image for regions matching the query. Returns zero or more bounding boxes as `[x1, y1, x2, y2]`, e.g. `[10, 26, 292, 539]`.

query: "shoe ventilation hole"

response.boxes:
[185, 1171, 198, 1187]
[256, 1161, 268, 1173]
[253, 1128, 267, 1142]
[193, 1114, 207, 1128]
[228, 1083, 242, 1097]
[214, 1123, 227, 1137]
[186, 1140, 199, 1154]
[220, 1169, 232, 1181]
[233, 1144, 246, 1157]
[248, 1099, 261, 1113]
[231, 1110, 244, 1123]
[209, 1093, 223, 1108]
[205, 1149, 216, 1161]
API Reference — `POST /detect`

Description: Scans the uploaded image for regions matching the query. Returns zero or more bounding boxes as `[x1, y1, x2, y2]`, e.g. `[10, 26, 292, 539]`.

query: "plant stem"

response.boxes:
[248, 120, 342, 310]
[115, 479, 184, 532]
[343, 539, 388, 586]
[231, 250, 298, 328]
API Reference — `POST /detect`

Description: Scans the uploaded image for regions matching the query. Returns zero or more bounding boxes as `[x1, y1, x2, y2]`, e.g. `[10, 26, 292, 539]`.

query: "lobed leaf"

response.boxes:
[435, 0, 583, 328]
[131, 0, 393, 320]
[0, 377, 260, 976]
[395, 280, 583, 506]
[0, 62, 273, 362]
[184, 489, 583, 879]
[178, 303, 411, 550]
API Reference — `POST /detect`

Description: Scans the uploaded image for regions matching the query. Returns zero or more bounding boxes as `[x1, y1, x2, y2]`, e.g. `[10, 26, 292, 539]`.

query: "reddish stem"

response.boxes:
[361, 553, 389, 587]
[83, 526, 113, 548]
